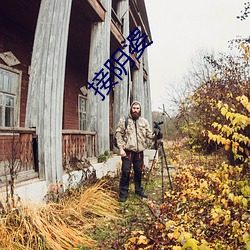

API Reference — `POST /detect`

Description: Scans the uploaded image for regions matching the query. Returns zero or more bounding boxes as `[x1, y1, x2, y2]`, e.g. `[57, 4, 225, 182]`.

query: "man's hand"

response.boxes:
[120, 148, 126, 157]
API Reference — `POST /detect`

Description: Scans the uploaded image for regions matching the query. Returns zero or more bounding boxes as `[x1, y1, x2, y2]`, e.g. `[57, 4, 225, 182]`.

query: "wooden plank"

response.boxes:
[111, 8, 122, 29]
[129, 2, 151, 43]
[75, 0, 105, 22]
[129, 8, 138, 28]
[0, 127, 36, 133]
[87, 0, 106, 21]
[62, 130, 96, 135]
[110, 20, 126, 48]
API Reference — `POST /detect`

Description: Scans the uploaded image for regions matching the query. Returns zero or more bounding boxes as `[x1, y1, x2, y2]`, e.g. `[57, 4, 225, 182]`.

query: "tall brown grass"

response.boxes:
[0, 180, 121, 249]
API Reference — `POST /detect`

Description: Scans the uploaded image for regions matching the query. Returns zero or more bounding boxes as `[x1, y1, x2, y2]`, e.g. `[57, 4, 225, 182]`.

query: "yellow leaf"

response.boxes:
[216, 136, 221, 144]
[221, 107, 227, 116]
[132, 230, 144, 235]
[241, 186, 250, 196]
[225, 112, 231, 120]
[242, 198, 248, 209]
[199, 244, 212, 250]
[224, 143, 230, 151]
[240, 95, 249, 106]
[173, 247, 182, 250]
[183, 213, 188, 222]
[221, 198, 228, 208]
[236, 96, 241, 101]
[173, 228, 181, 240]
[182, 196, 187, 203]
[129, 237, 137, 244]
[221, 137, 226, 144]
[223, 214, 231, 226]
[199, 208, 204, 214]
[246, 103, 250, 112]
[165, 220, 175, 230]
[168, 233, 174, 240]
[182, 238, 199, 250]
[178, 232, 192, 243]
[232, 220, 240, 233]
[200, 239, 209, 245]
[243, 233, 250, 250]
[137, 235, 148, 245]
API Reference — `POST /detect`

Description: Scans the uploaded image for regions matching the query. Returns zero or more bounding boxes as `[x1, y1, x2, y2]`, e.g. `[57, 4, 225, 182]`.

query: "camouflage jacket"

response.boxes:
[115, 115, 155, 152]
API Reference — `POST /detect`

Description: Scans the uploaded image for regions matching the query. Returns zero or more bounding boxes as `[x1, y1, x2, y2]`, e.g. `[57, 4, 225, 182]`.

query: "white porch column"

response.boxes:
[86, 0, 111, 155]
[25, 0, 72, 183]
[113, 0, 130, 129]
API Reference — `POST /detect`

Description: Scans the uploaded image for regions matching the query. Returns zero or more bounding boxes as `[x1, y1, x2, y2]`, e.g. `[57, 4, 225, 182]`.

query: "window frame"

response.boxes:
[0, 64, 22, 129]
[78, 95, 87, 131]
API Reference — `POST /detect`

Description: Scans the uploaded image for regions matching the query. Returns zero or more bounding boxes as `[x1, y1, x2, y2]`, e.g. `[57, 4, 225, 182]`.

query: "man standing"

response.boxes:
[115, 101, 157, 202]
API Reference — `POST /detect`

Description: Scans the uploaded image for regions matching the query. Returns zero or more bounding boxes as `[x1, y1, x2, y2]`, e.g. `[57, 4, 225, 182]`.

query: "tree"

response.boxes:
[237, 2, 250, 21]
[175, 46, 250, 155]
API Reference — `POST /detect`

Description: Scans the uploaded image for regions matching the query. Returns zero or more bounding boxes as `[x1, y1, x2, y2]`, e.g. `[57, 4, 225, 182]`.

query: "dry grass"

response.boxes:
[0, 180, 121, 249]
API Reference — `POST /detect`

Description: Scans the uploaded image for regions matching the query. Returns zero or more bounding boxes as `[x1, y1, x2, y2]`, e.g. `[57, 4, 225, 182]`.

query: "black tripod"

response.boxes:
[144, 122, 173, 203]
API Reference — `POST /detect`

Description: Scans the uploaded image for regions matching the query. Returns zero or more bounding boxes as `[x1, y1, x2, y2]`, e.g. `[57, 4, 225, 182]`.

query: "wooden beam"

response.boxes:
[129, 1, 151, 43]
[111, 8, 122, 29]
[137, 12, 151, 42]
[75, 0, 106, 22]
[129, 7, 138, 28]
[87, 0, 106, 21]
[110, 20, 140, 69]
[130, 53, 140, 70]
[62, 130, 96, 135]
[0, 127, 36, 134]
[110, 20, 125, 48]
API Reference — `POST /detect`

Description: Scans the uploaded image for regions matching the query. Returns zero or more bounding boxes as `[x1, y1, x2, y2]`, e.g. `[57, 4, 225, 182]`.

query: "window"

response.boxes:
[0, 66, 20, 127]
[78, 95, 87, 131]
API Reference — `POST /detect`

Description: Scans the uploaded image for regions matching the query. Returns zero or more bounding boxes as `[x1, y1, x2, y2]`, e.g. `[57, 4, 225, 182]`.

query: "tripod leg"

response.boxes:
[160, 146, 165, 203]
[144, 147, 158, 192]
[161, 143, 173, 190]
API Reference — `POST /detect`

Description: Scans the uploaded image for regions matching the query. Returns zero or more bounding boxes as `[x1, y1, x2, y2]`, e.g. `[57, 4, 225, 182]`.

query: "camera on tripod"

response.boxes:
[153, 121, 163, 130]
[144, 119, 173, 199]
[153, 121, 163, 141]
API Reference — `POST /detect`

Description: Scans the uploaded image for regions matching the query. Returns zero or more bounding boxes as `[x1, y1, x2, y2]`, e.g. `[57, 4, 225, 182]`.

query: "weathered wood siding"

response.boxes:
[86, 0, 112, 155]
[132, 26, 145, 114]
[113, 0, 131, 131]
[142, 49, 153, 126]
[25, 0, 72, 183]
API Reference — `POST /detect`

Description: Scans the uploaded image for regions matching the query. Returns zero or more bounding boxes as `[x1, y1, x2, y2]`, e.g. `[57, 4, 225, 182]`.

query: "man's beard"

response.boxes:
[131, 112, 140, 120]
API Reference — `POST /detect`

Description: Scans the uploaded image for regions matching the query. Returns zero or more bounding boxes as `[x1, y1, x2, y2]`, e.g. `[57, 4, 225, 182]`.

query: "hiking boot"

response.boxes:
[119, 197, 127, 202]
[135, 192, 148, 198]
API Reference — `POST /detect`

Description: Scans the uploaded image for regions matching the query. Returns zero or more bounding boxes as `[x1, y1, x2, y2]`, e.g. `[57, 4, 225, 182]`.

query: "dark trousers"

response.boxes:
[119, 150, 144, 198]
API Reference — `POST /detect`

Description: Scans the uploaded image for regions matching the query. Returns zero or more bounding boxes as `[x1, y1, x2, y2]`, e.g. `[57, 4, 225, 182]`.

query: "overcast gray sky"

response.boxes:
[144, 0, 250, 112]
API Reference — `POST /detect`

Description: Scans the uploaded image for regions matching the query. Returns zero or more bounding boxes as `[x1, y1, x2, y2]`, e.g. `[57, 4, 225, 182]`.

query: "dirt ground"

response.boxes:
[87, 165, 172, 250]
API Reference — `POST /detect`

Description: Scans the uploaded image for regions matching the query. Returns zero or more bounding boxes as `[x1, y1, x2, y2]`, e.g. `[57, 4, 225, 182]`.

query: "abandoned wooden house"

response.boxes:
[0, 0, 153, 196]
